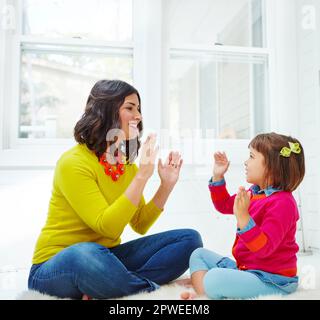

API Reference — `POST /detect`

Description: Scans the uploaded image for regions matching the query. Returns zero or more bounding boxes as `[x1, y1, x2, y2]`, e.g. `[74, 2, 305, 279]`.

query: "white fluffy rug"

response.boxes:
[16, 281, 320, 300]
[16, 254, 320, 300]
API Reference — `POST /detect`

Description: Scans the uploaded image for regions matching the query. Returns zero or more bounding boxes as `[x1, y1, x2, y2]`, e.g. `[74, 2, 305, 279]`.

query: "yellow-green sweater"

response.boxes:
[32, 143, 163, 264]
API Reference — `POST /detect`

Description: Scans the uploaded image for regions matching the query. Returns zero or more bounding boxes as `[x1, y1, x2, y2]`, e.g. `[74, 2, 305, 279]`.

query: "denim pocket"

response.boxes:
[216, 257, 238, 269]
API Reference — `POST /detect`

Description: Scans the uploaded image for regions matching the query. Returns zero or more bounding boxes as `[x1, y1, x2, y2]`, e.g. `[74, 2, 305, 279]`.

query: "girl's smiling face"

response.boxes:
[244, 146, 269, 189]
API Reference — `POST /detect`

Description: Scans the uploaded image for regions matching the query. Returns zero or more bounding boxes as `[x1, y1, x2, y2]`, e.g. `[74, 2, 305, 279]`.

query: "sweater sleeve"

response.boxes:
[208, 178, 236, 214]
[237, 198, 297, 258]
[57, 157, 138, 240]
[129, 198, 163, 235]
[127, 163, 163, 234]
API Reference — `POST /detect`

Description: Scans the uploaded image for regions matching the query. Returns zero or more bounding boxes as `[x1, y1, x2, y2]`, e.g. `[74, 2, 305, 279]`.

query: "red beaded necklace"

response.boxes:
[99, 153, 125, 182]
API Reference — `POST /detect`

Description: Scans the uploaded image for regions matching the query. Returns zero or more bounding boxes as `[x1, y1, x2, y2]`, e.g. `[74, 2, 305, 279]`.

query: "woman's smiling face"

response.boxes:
[119, 93, 142, 140]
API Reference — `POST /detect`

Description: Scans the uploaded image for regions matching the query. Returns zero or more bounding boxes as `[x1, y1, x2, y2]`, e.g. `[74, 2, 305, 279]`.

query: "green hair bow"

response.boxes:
[280, 142, 301, 157]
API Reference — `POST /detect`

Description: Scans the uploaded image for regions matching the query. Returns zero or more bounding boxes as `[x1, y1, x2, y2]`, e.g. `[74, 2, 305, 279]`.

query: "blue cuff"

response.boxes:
[237, 216, 256, 234]
[209, 177, 226, 186]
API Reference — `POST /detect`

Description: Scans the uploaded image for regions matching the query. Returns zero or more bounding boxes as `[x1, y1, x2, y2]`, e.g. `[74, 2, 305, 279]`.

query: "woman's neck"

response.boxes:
[106, 140, 126, 163]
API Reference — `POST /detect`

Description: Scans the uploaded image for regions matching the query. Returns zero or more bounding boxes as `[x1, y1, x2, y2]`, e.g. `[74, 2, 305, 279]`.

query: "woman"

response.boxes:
[28, 79, 203, 299]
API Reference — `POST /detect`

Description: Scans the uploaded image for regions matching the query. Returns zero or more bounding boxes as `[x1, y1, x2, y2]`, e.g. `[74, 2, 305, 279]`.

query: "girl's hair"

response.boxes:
[249, 132, 305, 192]
[74, 79, 143, 162]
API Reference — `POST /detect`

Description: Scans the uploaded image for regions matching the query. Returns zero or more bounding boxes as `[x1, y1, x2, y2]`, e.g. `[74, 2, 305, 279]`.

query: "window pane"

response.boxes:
[166, 52, 267, 139]
[20, 47, 133, 139]
[164, 0, 265, 47]
[23, 0, 132, 41]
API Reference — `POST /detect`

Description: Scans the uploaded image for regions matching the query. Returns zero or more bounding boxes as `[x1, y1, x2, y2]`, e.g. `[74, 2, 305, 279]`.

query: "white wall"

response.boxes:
[295, 0, 320, 251]
[268, 0, 320, 252]
[0, 0, 7, 151]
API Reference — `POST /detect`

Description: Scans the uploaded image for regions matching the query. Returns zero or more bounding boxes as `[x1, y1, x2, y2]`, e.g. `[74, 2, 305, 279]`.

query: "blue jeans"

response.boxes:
[28, 229, 203, 299]
[189, 248, 298, 300]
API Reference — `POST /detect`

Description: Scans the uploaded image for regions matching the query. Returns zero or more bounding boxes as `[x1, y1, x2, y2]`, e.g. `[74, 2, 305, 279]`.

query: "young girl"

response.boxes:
[181, 132, 305, 300]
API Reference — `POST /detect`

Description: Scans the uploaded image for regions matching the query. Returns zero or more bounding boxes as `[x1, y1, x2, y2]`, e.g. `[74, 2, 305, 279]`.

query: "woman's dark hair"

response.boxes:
[249, 132, 305, 192]
[74, 80, 143, 163]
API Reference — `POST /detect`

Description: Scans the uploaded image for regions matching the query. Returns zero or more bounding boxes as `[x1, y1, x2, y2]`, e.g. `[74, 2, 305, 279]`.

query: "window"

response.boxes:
[162, 0, 268, 140]
[164, 0, 265, 48]
[166, 50, 267, 139]
[9, 0, 269, 146]
[20, 45, 132, 138]
[22, 0, 132, 41]
[19, 0, 133, 140]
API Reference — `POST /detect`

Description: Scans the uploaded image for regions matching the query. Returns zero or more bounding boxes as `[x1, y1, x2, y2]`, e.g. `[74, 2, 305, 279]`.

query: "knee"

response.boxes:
[189, 247, 207, 265]
[71, 242, 109, 255]
[181, 229, 203, 250]
[67, 242, 110, 271]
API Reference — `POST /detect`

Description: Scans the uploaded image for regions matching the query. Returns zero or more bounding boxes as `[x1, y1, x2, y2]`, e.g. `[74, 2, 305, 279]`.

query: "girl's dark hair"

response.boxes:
[249, 132, 305, 192]
[74, 80, 143, 162]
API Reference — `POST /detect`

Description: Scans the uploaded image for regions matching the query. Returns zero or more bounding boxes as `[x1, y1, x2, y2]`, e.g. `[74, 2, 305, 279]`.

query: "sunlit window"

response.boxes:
[163, 0, 267, 140]
[22, 0, 132, 41]
[20, 46, 132, 138]
[164, 0, 264, 48]
[19, 0, 133, 139]
[166, 52, 267, 139]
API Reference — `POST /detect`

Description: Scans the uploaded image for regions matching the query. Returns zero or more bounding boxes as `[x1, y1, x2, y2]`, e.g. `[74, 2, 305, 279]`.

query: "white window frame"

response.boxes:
[160, 0, 276, 167]
[18, 38, 134, 145]
[166, 45, 270, 135]
[0, 0, 278, 168]
[12, 0, 137, 147]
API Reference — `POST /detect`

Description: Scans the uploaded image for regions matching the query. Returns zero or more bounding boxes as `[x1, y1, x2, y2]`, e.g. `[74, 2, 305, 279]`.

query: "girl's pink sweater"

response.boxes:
[209, 182, 299, 277]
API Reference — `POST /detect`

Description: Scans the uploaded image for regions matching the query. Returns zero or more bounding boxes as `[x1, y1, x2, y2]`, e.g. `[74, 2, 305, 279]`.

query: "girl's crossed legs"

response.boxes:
[181, 248, 286, 300]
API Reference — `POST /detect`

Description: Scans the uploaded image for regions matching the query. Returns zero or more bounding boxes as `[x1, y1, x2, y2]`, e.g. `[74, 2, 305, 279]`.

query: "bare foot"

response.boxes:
[82, 294, 92, 300]
[172, 278, 192, 287]
[180, 291, 197, 300]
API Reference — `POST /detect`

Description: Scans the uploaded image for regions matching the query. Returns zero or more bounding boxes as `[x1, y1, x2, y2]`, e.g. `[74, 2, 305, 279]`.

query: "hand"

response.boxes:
[213, 151, 230, 181]
[158, 151, 183, 189]
[233, 186, 251, 229]
[137, 134, 159, 180]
